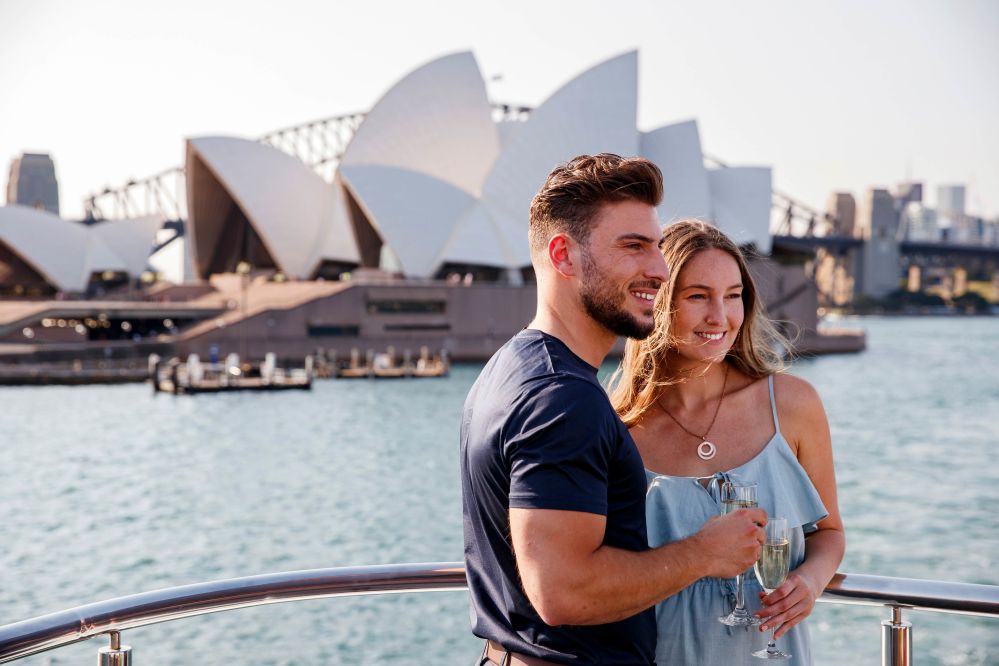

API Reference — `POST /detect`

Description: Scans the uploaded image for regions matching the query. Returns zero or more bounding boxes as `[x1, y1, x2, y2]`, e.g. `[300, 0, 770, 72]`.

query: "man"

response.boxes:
[460, 154, 767, 665]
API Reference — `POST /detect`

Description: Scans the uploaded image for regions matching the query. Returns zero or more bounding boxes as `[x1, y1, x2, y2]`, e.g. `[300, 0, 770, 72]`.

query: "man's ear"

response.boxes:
[548, 234, 578, 278]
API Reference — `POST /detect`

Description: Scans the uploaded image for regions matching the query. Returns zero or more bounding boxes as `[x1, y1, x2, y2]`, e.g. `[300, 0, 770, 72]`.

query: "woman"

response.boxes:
[610, 220, 845, 665]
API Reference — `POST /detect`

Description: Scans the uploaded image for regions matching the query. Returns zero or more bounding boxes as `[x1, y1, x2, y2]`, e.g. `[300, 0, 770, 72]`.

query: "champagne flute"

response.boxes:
[753, 518, 791, 660]
[718, 481, 761, 627]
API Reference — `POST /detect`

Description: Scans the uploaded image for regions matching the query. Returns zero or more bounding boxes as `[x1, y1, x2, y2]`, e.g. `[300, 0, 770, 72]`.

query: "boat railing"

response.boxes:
[0, 563, 995, 665]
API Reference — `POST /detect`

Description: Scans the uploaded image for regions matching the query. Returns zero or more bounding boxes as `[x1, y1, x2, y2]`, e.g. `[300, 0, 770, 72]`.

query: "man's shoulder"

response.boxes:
[477, 332, 603, 402]
[465, 331, 613, 435]
[491, 329, 598, 380]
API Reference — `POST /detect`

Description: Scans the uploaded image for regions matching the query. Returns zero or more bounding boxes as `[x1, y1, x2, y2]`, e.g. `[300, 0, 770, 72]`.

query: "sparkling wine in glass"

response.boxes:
[718, 481, 761, 627]
[753, 518, 791, 660]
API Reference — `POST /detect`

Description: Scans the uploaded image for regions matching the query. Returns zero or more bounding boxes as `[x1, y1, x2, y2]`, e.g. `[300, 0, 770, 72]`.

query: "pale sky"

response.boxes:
[2, 0, 997, 221]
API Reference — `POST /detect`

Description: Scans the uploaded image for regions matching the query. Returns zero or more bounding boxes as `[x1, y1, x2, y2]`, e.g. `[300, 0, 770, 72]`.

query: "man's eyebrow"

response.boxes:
[615, 233, 659, 244]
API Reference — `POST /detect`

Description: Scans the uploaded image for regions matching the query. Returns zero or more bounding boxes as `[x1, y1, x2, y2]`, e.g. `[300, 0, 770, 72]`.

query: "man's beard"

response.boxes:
[579, 248, 654, 340]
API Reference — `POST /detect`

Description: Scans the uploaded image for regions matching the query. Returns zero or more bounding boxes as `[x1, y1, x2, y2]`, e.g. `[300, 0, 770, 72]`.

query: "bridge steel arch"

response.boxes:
[83, 112, 366, 222]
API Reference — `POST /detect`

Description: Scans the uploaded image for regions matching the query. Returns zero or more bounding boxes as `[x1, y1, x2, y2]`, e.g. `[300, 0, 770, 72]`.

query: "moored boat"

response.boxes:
[150, 353, 313, 394]
[331, 346, 449, 379]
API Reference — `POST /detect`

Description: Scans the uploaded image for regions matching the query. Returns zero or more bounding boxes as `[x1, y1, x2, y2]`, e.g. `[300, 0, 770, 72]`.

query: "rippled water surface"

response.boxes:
[1, 316, 997, 665]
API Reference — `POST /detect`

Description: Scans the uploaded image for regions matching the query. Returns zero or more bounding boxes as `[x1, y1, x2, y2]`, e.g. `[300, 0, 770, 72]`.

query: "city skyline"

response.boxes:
[2, 0, 998, 221]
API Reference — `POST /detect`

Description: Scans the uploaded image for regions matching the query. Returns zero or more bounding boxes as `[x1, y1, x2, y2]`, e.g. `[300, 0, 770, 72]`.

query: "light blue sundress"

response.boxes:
[646, 375, 828, 665]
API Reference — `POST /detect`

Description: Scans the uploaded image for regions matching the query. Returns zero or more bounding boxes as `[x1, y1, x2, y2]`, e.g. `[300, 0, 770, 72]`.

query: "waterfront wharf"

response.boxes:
[0, 361, 149, 385]
[320, 346, 450, 379]
[150, 353, 312, 394]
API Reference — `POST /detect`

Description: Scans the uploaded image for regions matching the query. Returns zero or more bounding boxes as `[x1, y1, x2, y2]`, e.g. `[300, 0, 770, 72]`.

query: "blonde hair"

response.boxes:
[609, 219, 789, 427]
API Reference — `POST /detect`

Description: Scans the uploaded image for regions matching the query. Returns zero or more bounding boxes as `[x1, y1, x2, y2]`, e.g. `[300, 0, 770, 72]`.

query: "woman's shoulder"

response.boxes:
[772, 373, 823, 411]
[723, 368, 824, 422]
[772, 373, 830, 454]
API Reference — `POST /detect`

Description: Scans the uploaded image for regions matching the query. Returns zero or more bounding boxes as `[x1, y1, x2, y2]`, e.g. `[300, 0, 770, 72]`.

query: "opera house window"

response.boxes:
[307, 324, 361, 337]
[366, 300, 446, 315]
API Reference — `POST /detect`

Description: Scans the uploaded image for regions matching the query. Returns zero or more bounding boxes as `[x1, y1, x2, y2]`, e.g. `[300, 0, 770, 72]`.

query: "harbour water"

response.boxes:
[1, 316, 996, 665]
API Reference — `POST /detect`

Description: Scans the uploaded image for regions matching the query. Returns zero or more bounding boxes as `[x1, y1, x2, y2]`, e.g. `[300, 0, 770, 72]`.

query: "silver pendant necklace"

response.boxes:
[657, 364, 730, 461]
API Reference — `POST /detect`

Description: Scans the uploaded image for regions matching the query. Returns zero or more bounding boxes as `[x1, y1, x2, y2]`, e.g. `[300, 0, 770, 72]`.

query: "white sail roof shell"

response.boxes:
[707, 166, 773, 253]
[341, 51, 499, 197]
[0, 206, 91, 291]
[187, 137, 358, 279]
[89, 215, 164, 276]
[495, 120, 522, 147]
[0, 206, 161, 292]
[338, 52, 506, 278]
[311, 179, 360, 269]
[439, 201, 521, 269]
[640, 120, 712, 224]
[340, 164, 475, 278]
[479, 51, 640, 267]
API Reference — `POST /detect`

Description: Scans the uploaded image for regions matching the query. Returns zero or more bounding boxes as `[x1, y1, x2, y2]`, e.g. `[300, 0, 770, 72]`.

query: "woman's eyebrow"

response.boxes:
[679, 283, 743, 290]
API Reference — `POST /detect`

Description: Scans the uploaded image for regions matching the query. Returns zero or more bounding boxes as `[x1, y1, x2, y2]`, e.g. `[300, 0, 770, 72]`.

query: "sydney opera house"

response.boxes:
[1, 50, 838, 363]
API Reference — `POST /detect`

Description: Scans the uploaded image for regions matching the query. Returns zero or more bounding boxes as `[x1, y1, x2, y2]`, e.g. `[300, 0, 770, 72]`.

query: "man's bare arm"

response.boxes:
[510, 506, 766, 626]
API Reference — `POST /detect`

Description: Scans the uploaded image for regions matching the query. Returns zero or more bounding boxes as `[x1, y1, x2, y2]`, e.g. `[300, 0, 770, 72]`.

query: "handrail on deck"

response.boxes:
[0, 563, 996, 664]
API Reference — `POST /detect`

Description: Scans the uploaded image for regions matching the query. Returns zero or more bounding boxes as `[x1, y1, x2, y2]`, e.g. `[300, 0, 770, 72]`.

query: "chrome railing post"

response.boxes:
[881, 606, 911, 666]
[97, 631, 131, 666]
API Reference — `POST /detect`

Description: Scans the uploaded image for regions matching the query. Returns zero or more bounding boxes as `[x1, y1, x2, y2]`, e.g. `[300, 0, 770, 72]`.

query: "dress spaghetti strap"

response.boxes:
[768, 375, 781, 433]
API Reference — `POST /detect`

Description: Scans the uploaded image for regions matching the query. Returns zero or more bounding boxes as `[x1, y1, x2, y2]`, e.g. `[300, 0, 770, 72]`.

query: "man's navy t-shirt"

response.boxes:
[460, 329, 655, 665]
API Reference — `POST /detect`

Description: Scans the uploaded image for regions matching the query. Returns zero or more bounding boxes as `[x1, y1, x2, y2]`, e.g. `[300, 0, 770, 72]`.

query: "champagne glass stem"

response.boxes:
[766, 626, 778, 655]
[734, 572, 746, 613]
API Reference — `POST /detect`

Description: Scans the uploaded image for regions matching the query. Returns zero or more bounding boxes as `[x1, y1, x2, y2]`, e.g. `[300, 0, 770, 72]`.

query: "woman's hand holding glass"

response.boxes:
[752, 518, 792, 660]
[755, 565, 822, 639]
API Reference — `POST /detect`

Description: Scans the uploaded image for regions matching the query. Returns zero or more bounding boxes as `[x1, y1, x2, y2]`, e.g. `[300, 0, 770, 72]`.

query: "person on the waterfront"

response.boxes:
[460, 155, 768, 666]
[610, 219, 846, 665]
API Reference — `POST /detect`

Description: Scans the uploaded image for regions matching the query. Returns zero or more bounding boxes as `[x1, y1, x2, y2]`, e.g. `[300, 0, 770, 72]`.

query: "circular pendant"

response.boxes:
[697, 440, 717, 460]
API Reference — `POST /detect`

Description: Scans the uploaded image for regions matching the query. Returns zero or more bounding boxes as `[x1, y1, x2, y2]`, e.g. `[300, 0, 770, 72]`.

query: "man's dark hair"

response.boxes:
[528, 153, 663, 254]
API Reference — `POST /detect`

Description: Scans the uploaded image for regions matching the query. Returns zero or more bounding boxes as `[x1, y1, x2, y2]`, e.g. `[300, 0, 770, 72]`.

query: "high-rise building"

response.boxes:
[950, 215, 985, 245]
[895, 181, 923, 209]
[937, 184, 966, 216]
[984, 219, 999, 247]
[825, 192, 856, 237]
[856, 188, 901, 298]
[936, 184, 967, 238]
[6, 152, 60, 215]
[901, 202, 939, 242]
